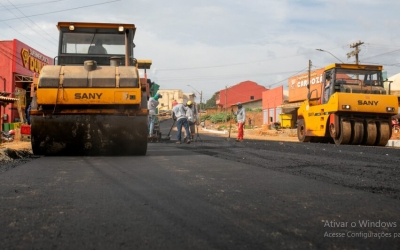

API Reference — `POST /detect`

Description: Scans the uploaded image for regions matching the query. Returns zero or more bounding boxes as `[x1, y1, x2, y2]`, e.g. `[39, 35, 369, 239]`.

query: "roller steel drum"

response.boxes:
[31, 115, 148, 156]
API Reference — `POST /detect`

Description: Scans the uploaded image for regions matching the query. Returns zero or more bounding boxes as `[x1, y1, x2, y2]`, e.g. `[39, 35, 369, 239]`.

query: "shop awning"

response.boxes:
[0, 96, 18, 102]
[14, 74, 33, 83]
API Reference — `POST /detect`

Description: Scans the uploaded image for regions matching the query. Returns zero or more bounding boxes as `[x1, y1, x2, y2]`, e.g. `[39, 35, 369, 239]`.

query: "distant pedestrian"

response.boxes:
[232, 102, 246, 142]
[172, 103, 191, 144]
[248, 117, 252, 128]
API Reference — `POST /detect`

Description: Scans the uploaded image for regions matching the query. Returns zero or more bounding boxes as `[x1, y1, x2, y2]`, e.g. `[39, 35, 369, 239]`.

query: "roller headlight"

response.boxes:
[342, 105, 351, 110]
[386, 107, 395, 112]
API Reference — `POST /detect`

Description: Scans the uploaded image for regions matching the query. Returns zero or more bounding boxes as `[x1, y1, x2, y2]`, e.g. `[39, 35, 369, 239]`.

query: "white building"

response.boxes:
[156, 89, 195, 111]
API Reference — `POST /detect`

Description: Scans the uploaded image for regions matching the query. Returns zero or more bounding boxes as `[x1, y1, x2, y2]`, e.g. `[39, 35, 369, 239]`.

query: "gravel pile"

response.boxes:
[0, 147, 34, 174]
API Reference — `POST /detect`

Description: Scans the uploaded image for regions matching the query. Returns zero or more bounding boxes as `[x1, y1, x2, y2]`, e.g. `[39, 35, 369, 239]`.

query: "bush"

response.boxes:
[217, 124, 228, 130]
[210, 113, 231, 123]
[200, 112, 234, 124]
[200, 114, 211, 122]
[244, 107, 262, 112]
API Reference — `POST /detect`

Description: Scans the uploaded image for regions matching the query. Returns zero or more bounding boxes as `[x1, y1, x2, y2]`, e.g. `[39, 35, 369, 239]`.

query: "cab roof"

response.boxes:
[325, 63, 383, 71]
[57, 22, 136, 30]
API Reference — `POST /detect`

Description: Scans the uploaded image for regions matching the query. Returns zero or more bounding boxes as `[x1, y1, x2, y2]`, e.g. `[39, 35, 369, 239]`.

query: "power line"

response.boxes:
[0, 0, 122, 21]
[266, 67, 309, 89]
[0, 44, 30, 70]
[156, 46, 348, 72]
[365, 43, 400, 50]
[361, 48, 400, 61]
[0, 0, 67, 11]
[1, 1, 58, 46]
[0, 22, 55, 54]
[158, 70, 302, 82]
[156, 52, 319, 71]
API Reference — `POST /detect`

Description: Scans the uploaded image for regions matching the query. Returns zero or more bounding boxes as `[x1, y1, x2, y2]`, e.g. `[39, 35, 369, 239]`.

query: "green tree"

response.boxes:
[204, 93, 217, 108]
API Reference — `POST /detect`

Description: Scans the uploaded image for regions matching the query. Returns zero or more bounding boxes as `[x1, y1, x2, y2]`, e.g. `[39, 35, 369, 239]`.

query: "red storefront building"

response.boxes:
[0, 39, 53, 130]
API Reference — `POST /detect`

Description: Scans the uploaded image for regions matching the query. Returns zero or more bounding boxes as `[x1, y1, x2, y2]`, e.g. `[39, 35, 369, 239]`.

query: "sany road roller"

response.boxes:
[30, 22, 150, 155]
[297, 63, 398, 146]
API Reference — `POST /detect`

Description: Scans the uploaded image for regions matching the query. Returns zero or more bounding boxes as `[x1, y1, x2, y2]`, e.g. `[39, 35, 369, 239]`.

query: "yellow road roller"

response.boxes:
[30, 22, 149, 155]
[297, 63, 398, 146]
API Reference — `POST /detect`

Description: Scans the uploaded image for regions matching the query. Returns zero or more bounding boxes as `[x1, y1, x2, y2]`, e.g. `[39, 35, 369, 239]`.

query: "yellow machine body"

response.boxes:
[297, 63, 398, 146]
[30, 22, 150, 155]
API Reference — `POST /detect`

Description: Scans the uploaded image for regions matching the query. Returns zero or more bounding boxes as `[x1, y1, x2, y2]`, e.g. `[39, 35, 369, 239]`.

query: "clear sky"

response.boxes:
[1, 0, 400, 102]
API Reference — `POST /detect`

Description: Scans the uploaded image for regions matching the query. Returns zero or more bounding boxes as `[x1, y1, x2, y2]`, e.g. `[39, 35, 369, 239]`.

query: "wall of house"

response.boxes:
[243, 100, 262, 110]
[217, 81, 268, 108]
[262, 86, 284, 124]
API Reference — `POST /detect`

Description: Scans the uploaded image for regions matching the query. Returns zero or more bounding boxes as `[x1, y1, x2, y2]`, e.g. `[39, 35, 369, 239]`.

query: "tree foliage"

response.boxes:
[204, 94, 217, 108]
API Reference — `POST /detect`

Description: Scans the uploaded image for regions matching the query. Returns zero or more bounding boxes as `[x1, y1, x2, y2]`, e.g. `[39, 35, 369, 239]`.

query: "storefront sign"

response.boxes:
[20, 48, 49, 73]
[288, 68, 324, 102]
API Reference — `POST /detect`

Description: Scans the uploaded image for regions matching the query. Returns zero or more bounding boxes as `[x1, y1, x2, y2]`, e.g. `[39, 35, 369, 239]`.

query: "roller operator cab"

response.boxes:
[297, 63, 398, 146]
[30, 22, 150, 155]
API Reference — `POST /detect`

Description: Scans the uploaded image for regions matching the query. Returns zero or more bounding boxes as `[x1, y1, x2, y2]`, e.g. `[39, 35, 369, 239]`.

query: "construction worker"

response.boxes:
[172, 102, 191, 144]
[185, 101, 198, 140]
[232, 102, 246, 142]
[148, 93, 162, 137]
[323, 73, 331, 103]
[88, 39, 107, 54]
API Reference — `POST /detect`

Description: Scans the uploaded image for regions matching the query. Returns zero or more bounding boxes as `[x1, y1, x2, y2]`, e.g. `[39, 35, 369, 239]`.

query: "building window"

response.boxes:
[250, 96, 254, 100]
[270, 117, 273, 122]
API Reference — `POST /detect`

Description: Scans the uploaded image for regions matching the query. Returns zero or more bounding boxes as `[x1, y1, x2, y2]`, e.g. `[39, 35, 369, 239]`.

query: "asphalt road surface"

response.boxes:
[1, 119, 400, 249]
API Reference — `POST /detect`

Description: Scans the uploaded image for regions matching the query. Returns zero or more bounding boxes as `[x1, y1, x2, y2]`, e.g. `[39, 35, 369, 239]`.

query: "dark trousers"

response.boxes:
[176, 118, 190, 141]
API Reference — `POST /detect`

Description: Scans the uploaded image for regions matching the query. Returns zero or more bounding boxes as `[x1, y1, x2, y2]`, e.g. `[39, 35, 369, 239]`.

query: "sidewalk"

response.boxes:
[199, 126, 299, 142]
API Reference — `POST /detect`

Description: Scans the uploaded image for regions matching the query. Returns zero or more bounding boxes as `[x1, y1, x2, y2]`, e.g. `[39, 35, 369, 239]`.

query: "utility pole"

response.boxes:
[200, 91, 202, 112]
[224, 86, 227, 123]
[186, 84, 203, 114]
[347, 40, 364, 64]
[307, 60, 312, 100]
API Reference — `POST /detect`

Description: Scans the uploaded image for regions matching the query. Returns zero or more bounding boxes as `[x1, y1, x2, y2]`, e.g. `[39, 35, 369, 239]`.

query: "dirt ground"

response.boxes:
[1, 125, 398, 152]
[0, 140, 32, 151]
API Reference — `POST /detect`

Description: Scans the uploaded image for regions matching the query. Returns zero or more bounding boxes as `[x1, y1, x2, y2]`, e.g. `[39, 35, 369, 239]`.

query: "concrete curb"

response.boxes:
[201, 128, 227, 134]
[386, 140, 400, 147]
